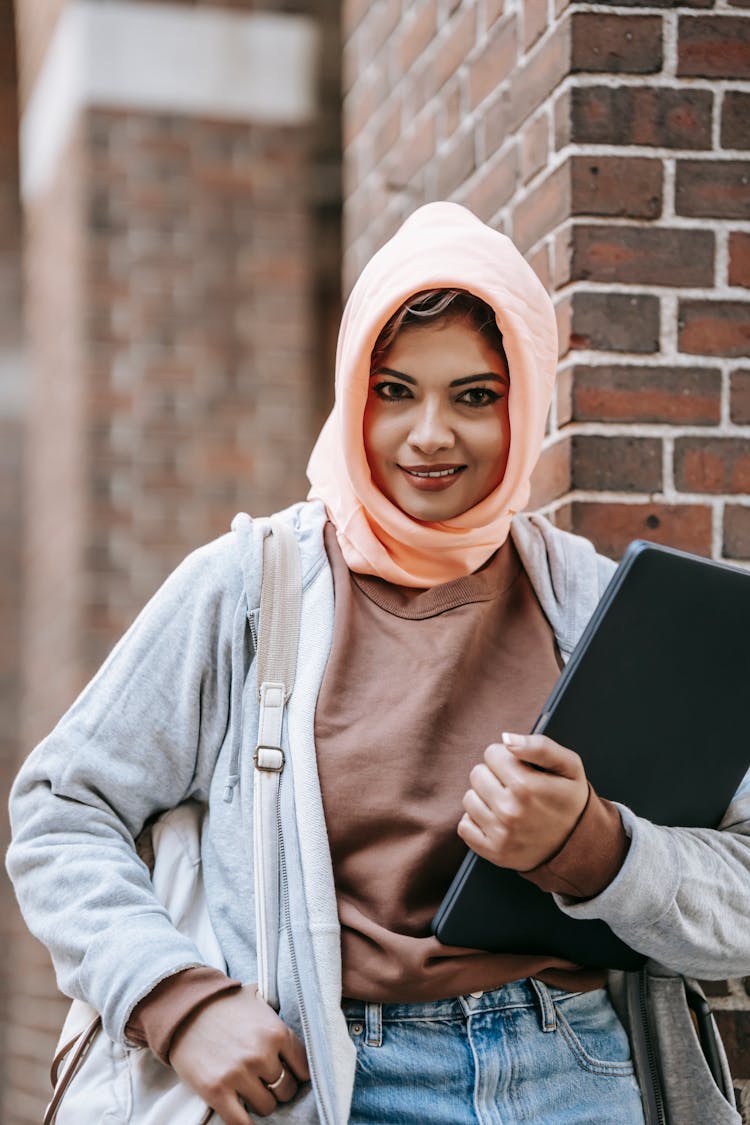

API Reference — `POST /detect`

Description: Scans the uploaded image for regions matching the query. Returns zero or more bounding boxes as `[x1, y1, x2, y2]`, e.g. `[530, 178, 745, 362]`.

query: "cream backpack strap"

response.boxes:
[253, 517, 302, 1011]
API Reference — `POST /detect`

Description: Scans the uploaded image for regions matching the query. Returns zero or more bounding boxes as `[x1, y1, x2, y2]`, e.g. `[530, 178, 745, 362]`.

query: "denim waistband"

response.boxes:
[342, 978, 583, 1026]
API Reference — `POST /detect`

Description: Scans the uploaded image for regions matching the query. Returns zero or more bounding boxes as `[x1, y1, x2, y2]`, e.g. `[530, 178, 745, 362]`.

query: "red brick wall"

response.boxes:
[343, 0, 750, 1114]
[343, 0, 750, 566]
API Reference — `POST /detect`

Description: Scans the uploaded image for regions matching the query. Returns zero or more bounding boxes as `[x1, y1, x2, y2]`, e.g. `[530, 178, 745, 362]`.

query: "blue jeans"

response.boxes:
[344, 979, 646, 1124]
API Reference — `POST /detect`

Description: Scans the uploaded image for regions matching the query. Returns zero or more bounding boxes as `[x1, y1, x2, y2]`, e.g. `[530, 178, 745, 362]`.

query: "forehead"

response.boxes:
[376, 318, 508, 377]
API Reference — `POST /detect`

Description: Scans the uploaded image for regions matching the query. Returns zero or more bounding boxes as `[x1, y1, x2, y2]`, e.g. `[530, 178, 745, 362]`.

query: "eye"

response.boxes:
[372, 381, 413, 402]
[456, 387, 502, 408]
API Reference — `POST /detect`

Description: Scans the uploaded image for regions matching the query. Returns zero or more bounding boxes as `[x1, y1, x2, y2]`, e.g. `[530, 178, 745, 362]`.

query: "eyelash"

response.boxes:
[372, 382, 503, 408]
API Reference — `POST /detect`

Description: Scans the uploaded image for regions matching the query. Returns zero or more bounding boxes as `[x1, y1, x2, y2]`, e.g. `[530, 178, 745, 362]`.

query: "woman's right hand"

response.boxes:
[168, 984, 310, 1123]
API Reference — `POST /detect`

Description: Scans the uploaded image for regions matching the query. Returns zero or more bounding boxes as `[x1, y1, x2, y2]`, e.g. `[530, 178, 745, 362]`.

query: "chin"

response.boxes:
[393, 492, 470, 523]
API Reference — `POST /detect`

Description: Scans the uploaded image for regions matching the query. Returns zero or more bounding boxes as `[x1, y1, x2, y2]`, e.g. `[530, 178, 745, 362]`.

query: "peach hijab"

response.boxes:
[306, 202, 558, 588]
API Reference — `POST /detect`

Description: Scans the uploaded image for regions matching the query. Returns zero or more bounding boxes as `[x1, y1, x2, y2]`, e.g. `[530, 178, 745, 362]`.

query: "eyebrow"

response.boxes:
[373, 366, 509, 388]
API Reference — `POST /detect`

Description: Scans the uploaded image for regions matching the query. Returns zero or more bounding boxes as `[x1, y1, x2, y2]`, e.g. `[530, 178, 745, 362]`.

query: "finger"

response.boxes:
[469, 760, 509, 806]
[210, 1090, 257, 1125]
[280, 1028, 310, 1083]
[481, 744, 531, 790]
[263, 1061, 299, 1104]
[501, 732, 583, 779]
[458, 812, 497, 862]
[235, 1076, 277, 1118]
[462, 787, 498, 835]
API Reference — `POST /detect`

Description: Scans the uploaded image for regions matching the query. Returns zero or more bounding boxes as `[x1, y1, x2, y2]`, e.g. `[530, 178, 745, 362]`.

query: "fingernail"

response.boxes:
[502, 731, 526, 749]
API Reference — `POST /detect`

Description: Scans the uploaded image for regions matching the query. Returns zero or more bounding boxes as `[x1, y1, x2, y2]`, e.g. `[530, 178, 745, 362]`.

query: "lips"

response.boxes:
[398, 463, 467, 491]
[400, 464, 466, 478]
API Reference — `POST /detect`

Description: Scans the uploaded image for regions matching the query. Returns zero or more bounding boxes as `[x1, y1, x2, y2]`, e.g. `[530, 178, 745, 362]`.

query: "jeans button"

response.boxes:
[351, 1021, 364, 1035]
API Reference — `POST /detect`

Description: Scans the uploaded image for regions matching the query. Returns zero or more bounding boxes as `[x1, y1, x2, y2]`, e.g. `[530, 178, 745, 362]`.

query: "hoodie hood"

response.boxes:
[306, 201, 558, 587]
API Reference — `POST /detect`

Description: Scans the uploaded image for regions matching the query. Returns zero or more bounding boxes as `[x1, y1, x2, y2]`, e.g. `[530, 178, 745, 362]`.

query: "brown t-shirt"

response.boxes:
[315, 522, 625, 1001]
[127, 525, 629, 1056]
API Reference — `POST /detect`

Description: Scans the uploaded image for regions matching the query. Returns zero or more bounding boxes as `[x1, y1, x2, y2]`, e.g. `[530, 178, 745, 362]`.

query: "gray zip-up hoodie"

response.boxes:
[6, 500, 748, 1123]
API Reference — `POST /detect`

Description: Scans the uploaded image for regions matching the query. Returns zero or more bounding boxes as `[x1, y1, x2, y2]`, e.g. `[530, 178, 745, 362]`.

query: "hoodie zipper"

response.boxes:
[637, 969, 667, 1125]
[276, 785, 333, 1125]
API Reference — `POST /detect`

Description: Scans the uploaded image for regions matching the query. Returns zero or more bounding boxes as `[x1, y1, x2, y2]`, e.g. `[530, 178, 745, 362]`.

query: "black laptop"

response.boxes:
[432, 540, 750, 970]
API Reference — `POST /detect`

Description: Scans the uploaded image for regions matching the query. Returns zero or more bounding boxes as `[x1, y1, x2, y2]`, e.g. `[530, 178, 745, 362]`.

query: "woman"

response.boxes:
[7, 202, 747, 1124]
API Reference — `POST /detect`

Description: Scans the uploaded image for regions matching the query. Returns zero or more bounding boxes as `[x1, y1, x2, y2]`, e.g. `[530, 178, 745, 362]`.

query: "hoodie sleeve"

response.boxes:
[554, 551, 750, 977]
[5, 532, 247, 1044]
[514, 513, 750, 977]
[551, 775, 750, 978]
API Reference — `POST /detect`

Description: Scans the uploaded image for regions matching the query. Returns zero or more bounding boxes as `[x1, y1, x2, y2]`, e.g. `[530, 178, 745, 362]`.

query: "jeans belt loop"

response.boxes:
[530, 978, 558, 1032]
[365, 1001, 383, 1047]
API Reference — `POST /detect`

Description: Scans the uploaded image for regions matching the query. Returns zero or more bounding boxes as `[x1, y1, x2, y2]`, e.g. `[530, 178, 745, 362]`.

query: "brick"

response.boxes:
[507, 18, 571, 133]
[572, 435, 663, 491]
[528, 438, 571, 508]
[456, 144, 518, 222]
[468, 15, 517, 110]
[556, 293, 573, 357]
[713, 1011, 750, 1076]
[724, 505, 750, 558]
[571, 225, 714, 287]
[414, 5, 476, 108]
[513, 162, 570, 252]
[570, 291, 661, 353]
[678, 301, 750, 357]
[675, 438, 750, 493]
[523, 0, 548, 51]
[570, 364, 721, 424]
[675, 160, 750, 220]
[569, 87, 712, 150]
[569, 502, 713, 559]
[485, 82, 511, 151]
[678, 16, 750, 79]
[730, 233, 750, 289]
[344, 71, 388, 148]
[398, 0, 438, 73]
[553, 88, 571, 151]
[440, 77, 463, 144]
[436, 128, 476, 197]
[343, 0, 370, 37]
[365, 0, 402, 60]
[570, 156, 662, 219]
[527, 241, 551, 291]
[485, 0, 506, 30]
[731, 369, 750, 423]
[570, 13, 662, 74]
[372, 100, 402, 165]
[384, 110, 436, 189]
[520, 113, 549, 184]
[721, 92, 750, 150]
[556, 364, 574, 425]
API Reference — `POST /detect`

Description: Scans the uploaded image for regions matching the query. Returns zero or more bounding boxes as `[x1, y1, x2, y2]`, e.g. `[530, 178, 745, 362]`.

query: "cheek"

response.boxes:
[363, 403, 391, 475]
[479, 410, 510, 458]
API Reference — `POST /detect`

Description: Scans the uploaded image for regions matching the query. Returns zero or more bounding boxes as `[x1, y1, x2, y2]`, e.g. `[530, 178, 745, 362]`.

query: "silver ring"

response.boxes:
[267, 1067, 286, 1093]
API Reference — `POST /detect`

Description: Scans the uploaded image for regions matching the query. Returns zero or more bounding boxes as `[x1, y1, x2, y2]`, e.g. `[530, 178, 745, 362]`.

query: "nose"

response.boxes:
[407, 398, 455, 455]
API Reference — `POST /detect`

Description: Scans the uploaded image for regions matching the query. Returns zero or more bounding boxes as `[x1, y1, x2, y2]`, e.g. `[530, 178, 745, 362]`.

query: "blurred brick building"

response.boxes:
[1, 0, 749, 1122]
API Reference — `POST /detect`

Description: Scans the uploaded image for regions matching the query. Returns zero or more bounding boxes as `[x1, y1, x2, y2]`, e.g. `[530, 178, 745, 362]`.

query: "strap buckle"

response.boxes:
[254, 745, 285, 772]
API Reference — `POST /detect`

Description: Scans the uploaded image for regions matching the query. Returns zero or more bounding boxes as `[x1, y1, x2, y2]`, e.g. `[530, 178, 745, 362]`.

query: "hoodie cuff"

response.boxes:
[126, 966, 242, 1064]
[520, 785, 630, 899]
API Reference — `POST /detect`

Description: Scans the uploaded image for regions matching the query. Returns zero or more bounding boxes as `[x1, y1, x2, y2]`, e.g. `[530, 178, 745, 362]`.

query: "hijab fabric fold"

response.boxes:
[307, 202, 558, 588]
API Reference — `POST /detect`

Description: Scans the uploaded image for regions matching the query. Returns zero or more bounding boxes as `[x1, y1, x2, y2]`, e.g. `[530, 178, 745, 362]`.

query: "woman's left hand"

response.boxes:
[458, 732, 590, 871]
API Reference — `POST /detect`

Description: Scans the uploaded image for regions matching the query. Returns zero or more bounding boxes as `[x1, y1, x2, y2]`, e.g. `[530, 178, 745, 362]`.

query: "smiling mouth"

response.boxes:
[400, 465, 466, 478]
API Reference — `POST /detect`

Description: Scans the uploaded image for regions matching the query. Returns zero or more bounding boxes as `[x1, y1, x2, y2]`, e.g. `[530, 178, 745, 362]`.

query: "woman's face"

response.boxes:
[363, 318, 511, 522]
